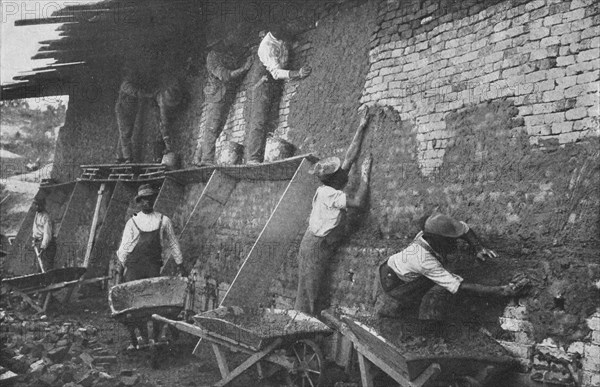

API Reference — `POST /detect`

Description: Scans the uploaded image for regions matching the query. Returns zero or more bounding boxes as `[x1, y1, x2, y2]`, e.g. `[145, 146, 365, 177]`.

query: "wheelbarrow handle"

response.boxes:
[33, 246, 46, 273]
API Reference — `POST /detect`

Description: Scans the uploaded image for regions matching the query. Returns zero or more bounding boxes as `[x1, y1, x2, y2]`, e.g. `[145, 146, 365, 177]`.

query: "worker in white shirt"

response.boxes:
[31, 196, 56, 272]
[116, 184, 186, 349]
[246, 27, 311, 164]
[294, 110, 373, 315]
[376, 213, 529, 320]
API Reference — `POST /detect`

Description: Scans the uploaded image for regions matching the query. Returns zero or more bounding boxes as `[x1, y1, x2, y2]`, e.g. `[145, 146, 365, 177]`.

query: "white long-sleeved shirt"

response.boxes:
[32, 211, 53, 249]
[387, 232, 464, 294]
[116, 211, 183, 266]
[257, 32, 290, 80]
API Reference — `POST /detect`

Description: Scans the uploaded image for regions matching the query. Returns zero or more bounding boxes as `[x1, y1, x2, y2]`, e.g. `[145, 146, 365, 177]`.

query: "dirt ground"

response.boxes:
[0, 289, 292, 387]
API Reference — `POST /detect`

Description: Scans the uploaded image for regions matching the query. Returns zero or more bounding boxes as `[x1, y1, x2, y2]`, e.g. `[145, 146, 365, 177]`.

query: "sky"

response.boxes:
[1, 0, 99, 107]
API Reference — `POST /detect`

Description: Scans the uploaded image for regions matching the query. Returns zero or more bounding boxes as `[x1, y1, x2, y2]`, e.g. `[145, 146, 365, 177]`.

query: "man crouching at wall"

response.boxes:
[295, 110, 374, 316]
[375, 213, 529, 322]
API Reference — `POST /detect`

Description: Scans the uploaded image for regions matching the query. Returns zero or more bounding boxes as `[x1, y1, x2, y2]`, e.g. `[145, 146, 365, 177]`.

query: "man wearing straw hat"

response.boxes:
[294, 110, 373, 315]
[376, 213, 529, 321]
[116, 184, 185, 349]
[196, 27, 254, 167]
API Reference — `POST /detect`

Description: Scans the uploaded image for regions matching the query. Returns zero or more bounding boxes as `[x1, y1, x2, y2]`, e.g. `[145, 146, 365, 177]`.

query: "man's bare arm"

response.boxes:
[346, 155, 372, 209]
[461, 229, 498, 262]
[342, 109, 370, 172]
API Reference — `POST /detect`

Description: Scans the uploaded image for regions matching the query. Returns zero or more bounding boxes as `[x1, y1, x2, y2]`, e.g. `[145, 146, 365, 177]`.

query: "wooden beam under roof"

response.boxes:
[15, 17, 77, 26]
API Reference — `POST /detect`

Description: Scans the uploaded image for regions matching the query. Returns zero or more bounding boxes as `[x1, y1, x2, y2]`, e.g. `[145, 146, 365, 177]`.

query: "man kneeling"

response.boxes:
[376, 213, 528, 321]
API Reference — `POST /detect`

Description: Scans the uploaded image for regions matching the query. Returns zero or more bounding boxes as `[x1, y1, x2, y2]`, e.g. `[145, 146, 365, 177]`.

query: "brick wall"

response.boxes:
[360, 0, 598, 175]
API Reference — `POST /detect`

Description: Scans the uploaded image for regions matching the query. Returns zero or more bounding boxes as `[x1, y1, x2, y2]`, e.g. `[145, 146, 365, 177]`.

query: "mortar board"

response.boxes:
[135, 184, 158, 202]
[424, 214, 469, 238]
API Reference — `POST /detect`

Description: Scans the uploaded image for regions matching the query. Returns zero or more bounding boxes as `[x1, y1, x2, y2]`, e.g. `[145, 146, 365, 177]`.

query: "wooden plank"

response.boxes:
[85, 182, 136, 278]
[220, 159, 319, 308]
[83, 183, 108, 267]
[8, 289, 44, 313]
[164, 154, 318, 184]
[357, 352, 374, 387]
[5, 206, 36, 275]
[213, 338, 282, 387]
[212, 344, 230, 378]
[154, 177, 184, 219]
[54, 182, 98, 268]
[176, 170, 237, 271]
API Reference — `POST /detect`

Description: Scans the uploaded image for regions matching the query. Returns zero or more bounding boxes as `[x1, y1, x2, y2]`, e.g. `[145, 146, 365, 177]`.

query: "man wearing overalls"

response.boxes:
[116, 184, 185, 350]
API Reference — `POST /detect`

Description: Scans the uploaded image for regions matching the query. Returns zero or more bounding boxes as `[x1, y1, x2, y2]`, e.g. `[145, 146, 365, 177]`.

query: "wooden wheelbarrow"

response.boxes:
[1, 267, 109, 313]
[321, 311, 518, 387]
[154, 307, 333, 387]
[108, 276, 188, 324]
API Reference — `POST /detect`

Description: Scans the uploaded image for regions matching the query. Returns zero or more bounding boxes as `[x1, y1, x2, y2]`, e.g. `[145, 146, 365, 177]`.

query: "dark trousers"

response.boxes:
[116, 91, 139, 161]
[376, 262, 452, 320]
[200, 94, 235, 164]
[123, 261, 162, 344]
[116, 79, 182, 162]
[34, 238, 56, 272]
[246, 80, 276, 163]
[294, 230, 337, 315]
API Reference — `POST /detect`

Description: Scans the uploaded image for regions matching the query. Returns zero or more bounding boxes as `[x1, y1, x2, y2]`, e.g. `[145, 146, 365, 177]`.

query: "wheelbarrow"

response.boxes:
[153, 306, 333, 387]
[1, 267, 108, 313]
[108, 276, 188, 324]
[321, 311, 518, 387]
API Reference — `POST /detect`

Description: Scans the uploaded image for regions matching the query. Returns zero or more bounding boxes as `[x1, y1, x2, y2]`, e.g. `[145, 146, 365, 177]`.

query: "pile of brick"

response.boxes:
[498, 306, 600, 386]
[0, 309, 141, 387]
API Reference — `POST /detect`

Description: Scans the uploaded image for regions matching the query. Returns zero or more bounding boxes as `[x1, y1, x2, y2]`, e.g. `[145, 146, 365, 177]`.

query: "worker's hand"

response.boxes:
[499, 273, 530, 297]
[476, 248, 497, 262]
[361, 154, 373, 183]
[298, 65, 311, 79]
[359, 108, 371, 129]
[243, 55, 253, 71]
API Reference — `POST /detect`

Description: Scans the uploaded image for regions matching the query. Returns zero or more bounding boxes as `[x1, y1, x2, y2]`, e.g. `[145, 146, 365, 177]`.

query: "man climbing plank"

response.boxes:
[196, 28, 253, 167]
[294, 109, 374, 316]
[116, 184, 186, 350]
[375, 213, 530, 320]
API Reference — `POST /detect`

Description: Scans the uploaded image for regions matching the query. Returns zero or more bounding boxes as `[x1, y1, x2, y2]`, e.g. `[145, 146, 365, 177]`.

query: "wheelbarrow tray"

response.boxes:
[328, 312, 517, 386]
[109, 276, 187, 323]
[2, 267, 86, 291]
[193, 307, 332, 350]
[405, 355, 517, 386]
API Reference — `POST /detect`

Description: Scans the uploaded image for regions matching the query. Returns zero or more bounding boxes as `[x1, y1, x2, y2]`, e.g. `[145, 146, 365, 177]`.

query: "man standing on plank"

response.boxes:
[295, 110, 374, 315]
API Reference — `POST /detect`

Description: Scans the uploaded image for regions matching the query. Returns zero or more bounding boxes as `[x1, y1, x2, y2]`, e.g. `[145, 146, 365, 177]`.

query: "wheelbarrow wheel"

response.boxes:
[288, 339, 324, 387]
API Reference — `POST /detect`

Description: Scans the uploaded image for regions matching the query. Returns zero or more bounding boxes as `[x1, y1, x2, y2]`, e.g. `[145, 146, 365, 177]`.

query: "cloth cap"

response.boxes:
[309, 157, 341, 179]
[135, 184, 158, 202]
[424, 214, 469, 238]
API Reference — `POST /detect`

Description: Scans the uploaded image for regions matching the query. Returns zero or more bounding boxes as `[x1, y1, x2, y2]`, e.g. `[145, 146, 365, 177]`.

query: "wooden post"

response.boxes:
[83, 183, 106, 267]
